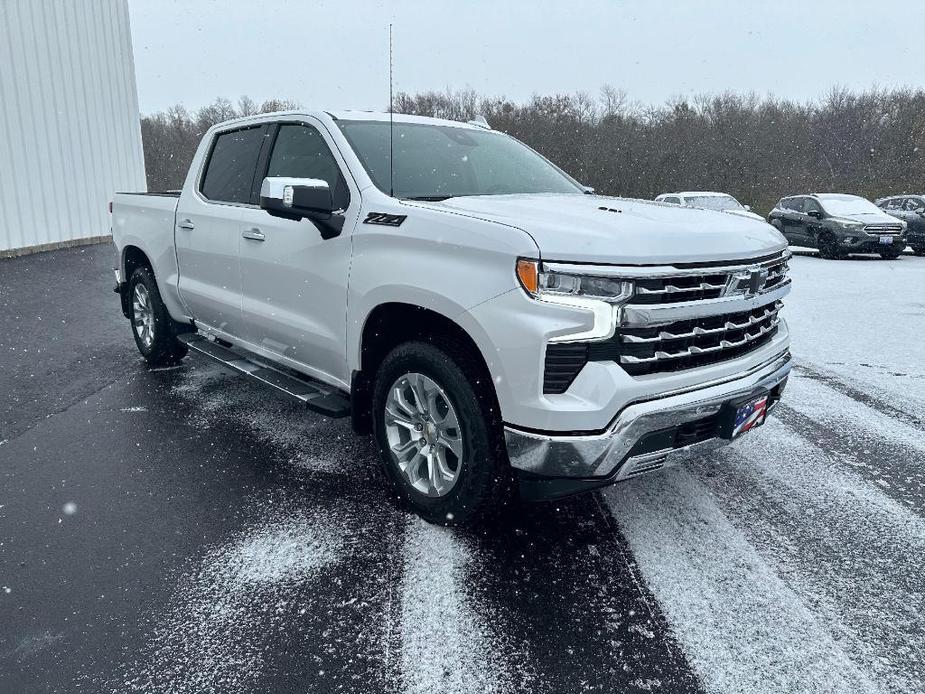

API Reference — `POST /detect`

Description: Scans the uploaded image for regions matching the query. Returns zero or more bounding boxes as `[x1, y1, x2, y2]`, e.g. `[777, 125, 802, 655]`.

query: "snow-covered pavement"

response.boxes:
[1, 247, 923, 693]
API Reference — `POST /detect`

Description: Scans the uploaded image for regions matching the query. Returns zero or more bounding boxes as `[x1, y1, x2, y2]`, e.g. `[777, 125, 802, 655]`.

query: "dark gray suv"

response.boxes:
[768, 193, 907, 259]
[875, 195, 925, 256]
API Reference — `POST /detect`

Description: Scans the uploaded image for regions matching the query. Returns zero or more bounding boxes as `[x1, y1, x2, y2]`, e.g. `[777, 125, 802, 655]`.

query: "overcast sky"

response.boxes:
[129, 0, 923, 115]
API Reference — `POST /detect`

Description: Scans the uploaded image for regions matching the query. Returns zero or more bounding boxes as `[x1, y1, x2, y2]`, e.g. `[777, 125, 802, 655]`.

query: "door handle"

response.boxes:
[242, 228, 265, 241]
[177, 219, 195, 230]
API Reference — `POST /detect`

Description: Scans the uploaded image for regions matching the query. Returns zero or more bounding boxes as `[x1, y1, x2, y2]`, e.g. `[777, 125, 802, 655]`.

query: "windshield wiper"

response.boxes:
[404, 195, 454, 201]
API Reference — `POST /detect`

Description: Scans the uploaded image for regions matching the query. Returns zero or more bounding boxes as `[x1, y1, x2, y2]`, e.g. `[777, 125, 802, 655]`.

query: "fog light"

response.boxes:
[843, 236, 855, 244]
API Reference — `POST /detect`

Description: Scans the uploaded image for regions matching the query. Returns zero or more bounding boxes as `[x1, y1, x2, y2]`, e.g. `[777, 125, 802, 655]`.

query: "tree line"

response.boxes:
[141, 87, 925, 214]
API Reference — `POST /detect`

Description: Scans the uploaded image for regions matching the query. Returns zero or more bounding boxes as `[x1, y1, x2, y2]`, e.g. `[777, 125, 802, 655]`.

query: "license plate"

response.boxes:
[719, 393, 769, 440]
[880, 235, 893, 245]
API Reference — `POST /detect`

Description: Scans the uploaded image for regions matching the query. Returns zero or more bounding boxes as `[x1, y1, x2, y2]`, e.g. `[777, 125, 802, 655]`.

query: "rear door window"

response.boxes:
[200, 125, 267, 204]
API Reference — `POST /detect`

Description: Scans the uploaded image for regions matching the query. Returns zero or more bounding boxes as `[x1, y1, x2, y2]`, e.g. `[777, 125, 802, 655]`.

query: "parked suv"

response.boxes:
[111, 111, 791, 524]
[655, 191, 764, 222]
[875, 195, 925, 256]
[768, 193, 907, 259]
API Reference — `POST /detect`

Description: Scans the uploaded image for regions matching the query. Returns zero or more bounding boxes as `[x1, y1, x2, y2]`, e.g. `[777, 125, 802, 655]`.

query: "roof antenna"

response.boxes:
[389, 23, 394, 198]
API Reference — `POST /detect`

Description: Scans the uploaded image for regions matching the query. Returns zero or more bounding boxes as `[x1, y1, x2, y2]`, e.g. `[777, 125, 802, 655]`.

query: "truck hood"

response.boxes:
[419, 193, 787, 265]
[828, 211, 903, 225]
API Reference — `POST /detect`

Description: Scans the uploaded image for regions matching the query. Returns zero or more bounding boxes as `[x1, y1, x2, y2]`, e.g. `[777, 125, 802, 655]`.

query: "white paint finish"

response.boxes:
[0, 0, 145, 252]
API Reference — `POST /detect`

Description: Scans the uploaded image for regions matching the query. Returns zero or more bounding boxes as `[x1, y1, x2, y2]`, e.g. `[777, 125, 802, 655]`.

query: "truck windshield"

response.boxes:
[336, 120, 582, 200]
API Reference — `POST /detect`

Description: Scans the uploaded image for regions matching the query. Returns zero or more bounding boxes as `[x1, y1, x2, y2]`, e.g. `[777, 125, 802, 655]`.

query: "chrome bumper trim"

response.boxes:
[505, 350, 791, 479]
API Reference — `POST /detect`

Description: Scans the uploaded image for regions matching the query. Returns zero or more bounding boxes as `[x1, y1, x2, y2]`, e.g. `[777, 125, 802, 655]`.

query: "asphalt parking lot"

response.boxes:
[1, 244, 924, 694]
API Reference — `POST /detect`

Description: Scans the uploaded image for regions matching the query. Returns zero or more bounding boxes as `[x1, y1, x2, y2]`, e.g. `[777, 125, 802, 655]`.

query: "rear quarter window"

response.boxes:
[200, 126, 266, 204]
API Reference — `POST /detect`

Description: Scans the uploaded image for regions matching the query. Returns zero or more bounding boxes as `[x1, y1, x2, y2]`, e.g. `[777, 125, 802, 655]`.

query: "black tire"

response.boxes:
[817, 232, 844, 260]
[128, 266, 188, 366]
[371, 340, 509, 525]
[912, 246, 925, 257]
[879, 249, 903, 260]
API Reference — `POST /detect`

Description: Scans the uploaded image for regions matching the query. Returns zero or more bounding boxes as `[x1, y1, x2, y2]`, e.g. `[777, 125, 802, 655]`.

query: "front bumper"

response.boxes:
[841, 234, 906, 252]
[507, 349, 791, 499]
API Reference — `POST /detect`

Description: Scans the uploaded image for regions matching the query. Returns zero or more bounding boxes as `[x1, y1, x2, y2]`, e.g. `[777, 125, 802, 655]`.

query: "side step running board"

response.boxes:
[179, 334, 350, 418]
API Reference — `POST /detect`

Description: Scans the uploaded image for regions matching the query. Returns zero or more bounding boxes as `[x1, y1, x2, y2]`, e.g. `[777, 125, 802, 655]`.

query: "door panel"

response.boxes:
[175, 196, 244, 335]
[779, 203, 806, 245]
[238, 120, 359, 385]
[175, 124, 267, 338]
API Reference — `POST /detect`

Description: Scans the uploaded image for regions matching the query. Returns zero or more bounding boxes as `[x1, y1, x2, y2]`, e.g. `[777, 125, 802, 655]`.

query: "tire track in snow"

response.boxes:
[775, 373, 925, 511]
[468, 499, 702, 693]
[793, 363, 925, 431]
[693, 419, 925, 694]
[603, 467, 881, 694]
[397, 517, 535, 694]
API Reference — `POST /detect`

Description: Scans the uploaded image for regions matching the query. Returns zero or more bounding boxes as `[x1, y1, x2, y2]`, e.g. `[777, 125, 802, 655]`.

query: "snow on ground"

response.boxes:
[116, 495, 347, 693]
[784, 253, 925, 413]
[170, 364, 363, 476]
[398, 518, 532, 694]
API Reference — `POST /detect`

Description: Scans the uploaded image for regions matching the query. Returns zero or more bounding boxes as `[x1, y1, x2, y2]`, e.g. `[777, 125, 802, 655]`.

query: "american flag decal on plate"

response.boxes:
[733, 395, 768, 437]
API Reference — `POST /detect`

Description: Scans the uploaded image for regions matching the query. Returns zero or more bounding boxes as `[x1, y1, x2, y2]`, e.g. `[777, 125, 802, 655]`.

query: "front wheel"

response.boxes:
[879, 249, 903, 260]
[817, 232, 844, 260]
[128, 267, 188, 366]
[372, 341, 508, 525]
[911, 246, 925, 257]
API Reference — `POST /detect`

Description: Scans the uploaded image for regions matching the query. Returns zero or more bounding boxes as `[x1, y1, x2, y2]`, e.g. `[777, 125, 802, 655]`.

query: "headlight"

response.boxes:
[842, 222, 865, 231]
[516, 259, 634, 303]
[515, 259, 633, 343]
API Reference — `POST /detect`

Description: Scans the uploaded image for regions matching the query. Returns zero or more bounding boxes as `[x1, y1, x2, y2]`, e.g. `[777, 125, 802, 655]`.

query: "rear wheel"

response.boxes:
[879, 248, 903, 260]
[372, 341, 508, 525]
[128, 267, 188, 366]
[817, 232, 844, 260]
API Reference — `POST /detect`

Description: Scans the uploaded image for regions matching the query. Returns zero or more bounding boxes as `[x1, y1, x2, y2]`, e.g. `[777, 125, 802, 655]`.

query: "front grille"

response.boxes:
[627, 253, 789, 304]
[863, 223, 903, 234]
[597, 302, 782, 376]
[632, 272, 728, 304]
[540, 250, 791, 393]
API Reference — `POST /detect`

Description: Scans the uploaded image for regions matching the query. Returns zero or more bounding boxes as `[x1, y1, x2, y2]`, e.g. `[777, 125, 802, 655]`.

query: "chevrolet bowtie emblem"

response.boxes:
[724, 266, 768, 298]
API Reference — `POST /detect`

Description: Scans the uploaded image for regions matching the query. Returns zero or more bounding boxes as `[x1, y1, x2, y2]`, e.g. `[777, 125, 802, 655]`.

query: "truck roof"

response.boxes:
[208, 109, 489, 132]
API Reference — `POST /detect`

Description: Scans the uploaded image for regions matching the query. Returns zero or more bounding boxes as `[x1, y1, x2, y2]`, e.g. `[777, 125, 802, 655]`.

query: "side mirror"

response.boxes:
[260, 177, 342, 239]
[916, 207, 925, 216]
[806, 209, 822, 219]
[743, 204, 752, 212]
[582, 185, 596, 195]
[260, 177, 333, 219]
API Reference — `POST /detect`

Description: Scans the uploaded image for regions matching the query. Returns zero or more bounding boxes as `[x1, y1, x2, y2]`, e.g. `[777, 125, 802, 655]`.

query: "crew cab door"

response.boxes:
[801, 198, 825, 247]
[175, 124, 268, 339]
[237, 119, 359, 385]
[774, 198, 804, 244]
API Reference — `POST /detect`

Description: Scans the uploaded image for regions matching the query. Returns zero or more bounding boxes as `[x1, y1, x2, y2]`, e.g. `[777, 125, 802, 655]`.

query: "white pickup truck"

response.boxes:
[112, 110, 792, 524]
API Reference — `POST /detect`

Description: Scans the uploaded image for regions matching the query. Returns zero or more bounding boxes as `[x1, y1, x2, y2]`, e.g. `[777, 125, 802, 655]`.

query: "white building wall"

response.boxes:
[0, 0, 146, 253]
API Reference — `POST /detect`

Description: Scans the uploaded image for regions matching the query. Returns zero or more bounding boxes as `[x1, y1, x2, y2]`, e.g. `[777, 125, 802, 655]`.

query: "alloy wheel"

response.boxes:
[132, 283, 156, 349]
[383, 372, 463, 497]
